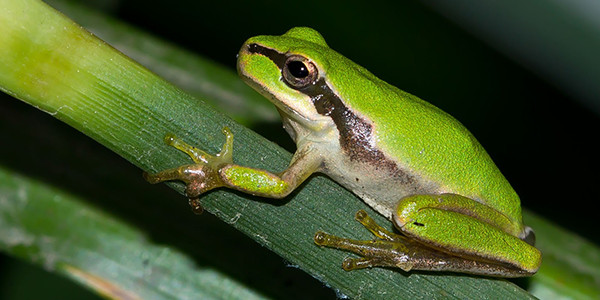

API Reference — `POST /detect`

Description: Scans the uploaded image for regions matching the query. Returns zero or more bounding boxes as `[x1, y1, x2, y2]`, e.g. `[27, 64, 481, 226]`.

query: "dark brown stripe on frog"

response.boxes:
[305, 79, 414, 183]
[246, 43, 413, 183]
[247, 43, 287, 69]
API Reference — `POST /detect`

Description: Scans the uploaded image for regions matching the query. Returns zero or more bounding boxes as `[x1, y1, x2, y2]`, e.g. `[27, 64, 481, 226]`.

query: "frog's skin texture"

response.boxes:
[145, 27, 541, 277]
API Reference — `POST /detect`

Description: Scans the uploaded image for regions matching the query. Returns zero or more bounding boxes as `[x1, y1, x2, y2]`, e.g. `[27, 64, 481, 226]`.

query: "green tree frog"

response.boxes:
[145, 27, 541, 277]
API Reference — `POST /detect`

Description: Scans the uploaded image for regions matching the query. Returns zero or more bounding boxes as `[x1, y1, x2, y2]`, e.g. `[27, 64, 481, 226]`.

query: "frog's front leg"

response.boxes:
[315, 194, 542, 277]
[144, 127, 322, 203]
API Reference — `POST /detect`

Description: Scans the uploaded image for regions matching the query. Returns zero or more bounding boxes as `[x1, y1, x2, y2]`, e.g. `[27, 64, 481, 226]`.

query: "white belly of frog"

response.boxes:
[322, 149, 438, 219]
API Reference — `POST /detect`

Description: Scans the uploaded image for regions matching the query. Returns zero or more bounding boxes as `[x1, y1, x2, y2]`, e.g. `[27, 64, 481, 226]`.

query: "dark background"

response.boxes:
[1, 0, 598, 298]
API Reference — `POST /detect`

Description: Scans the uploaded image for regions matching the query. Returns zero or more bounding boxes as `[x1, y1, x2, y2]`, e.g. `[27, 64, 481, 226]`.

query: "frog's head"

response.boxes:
[237, 27, 339, 138]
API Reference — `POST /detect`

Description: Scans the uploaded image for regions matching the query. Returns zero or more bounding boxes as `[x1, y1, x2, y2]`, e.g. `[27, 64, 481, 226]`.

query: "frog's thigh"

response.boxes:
[394, 194, 541, 273]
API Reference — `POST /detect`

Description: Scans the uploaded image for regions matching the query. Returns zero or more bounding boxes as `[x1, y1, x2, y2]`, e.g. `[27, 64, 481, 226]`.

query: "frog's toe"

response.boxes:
[163, 133, 178, 145]
[341, 257, 379, 270]
[313, 231, 331, 246]
[354, 209, 369, 221]
[143, 166, 188, 184]
[188, 199, 204, 215]
[314, 230, 362, 250]
[142, 171, 159, 183]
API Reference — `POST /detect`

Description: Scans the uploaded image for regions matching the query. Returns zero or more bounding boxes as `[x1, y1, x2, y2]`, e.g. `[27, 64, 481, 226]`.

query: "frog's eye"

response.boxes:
[282, 55, 318, 89]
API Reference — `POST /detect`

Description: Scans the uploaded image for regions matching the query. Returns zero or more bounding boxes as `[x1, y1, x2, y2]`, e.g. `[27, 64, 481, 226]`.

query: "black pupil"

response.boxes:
[287, 60, 309, 78]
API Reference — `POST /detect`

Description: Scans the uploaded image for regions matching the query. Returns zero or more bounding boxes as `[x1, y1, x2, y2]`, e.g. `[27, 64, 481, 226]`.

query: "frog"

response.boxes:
[144, 27, 541, 277]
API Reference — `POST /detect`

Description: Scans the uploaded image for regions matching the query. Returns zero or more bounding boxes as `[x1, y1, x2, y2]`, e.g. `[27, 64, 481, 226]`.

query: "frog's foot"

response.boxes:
[314, 210, 467, 272]
[314, 231, 418, 272]
[143, 127, 234, 200]
[314, 210, 419, 272]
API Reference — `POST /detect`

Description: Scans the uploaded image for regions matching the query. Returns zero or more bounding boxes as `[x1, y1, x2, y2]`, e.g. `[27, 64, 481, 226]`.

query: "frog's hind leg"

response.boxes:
[314, 208, 537, 276]
[394, 193, 541, 276]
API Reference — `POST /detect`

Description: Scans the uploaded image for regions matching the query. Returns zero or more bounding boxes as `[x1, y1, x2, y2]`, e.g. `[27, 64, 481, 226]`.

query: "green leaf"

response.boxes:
[0, 167, 267, 300]
[525, 213, 600, 299]
[46, 0, 279, 127]
[0, 0, 598, 299]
